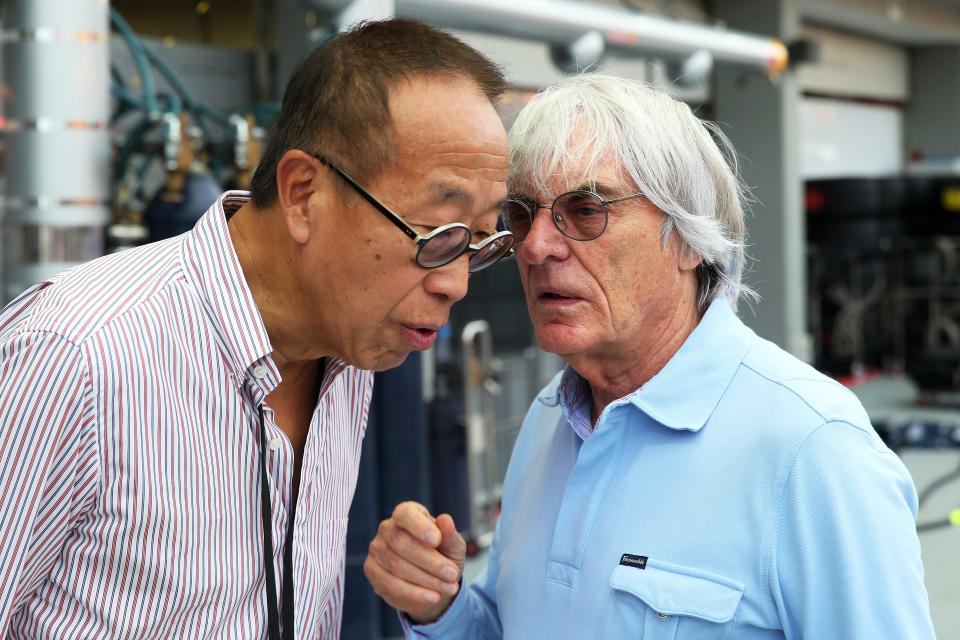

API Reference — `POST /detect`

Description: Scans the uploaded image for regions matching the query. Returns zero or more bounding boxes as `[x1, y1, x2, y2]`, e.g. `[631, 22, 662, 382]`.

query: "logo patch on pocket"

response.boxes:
[619, 553, 648, 569]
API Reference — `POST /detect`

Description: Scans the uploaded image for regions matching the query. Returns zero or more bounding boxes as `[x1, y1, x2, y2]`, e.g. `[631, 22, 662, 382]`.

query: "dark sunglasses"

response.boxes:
[312, 153, 514, 272]
[501, 190, 644, 244]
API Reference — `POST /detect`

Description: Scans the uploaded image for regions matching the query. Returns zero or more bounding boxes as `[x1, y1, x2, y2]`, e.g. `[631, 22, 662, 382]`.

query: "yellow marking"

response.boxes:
[942, 187, 960, 211]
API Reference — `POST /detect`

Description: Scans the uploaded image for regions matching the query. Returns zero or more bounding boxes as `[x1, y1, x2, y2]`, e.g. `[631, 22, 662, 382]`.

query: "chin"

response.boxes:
[360, 351, 410, 372]
[533, 323, 592, 357]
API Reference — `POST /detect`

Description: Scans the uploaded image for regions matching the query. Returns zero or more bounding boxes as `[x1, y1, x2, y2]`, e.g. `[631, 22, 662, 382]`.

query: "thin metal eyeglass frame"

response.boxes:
[311, 153, 513, 271]
[506, 190, 645, 244]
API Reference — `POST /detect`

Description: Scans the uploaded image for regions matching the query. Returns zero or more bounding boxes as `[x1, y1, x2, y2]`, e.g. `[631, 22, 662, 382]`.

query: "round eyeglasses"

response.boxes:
[501, 190, 645, 244]
[312, 153, 514, 272]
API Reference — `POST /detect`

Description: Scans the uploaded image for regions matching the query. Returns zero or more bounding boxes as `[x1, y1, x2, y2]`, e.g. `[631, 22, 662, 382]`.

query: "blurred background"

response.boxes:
[1, 0, 958, 637]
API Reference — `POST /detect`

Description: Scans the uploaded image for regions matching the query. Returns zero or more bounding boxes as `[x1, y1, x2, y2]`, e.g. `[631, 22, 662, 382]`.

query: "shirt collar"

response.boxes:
[538, 297, 753, 433]
[180, 191, 277, 388]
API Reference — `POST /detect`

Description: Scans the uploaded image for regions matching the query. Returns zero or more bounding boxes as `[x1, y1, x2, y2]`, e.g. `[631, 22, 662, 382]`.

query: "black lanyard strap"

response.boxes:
[259, 405, 296, 640]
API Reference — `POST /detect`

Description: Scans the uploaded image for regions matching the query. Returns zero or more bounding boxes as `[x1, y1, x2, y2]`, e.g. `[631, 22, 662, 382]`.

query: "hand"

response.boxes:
[364, 501, 466, 624]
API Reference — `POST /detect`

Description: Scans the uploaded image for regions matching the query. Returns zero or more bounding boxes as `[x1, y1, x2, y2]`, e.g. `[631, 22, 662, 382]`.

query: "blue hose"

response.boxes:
[110, 9, 159, 115]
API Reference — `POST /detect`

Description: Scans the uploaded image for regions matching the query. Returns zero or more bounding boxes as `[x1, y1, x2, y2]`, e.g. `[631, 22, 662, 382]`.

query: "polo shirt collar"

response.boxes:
[628, 297, 752, 431]
[538, 296, 753, 433]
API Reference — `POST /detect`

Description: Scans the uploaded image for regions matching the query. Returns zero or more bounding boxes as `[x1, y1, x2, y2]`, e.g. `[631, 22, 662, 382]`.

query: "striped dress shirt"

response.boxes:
[0, 191, 374, 639]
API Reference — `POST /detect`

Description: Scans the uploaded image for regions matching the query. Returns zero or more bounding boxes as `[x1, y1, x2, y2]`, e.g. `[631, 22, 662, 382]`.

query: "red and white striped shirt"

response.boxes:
[0, 191, 374, 639]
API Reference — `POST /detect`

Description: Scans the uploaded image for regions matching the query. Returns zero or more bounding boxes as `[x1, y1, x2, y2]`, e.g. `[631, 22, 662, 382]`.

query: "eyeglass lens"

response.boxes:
[503, 191, 607, 243]
[415, 227, 513, 272]
[468, 234, 513, 272]
[417, 226, 472, 268]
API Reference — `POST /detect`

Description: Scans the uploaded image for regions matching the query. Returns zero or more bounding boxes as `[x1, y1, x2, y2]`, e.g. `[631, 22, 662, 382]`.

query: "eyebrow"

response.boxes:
[414, 185, 504, 235]
[571, 180, 619, 199]
[429, 183, 508, 221]
[428, 183, 475, 210]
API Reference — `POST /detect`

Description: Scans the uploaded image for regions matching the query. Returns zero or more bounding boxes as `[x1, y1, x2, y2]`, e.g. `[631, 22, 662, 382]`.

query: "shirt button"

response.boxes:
[657, 613, 670, 619]
[252, 365, 269, 379]
[268, 437, 282, 451]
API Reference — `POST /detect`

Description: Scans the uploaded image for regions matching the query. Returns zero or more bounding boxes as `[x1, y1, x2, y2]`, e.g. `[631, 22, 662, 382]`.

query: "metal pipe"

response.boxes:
[461, 319, 498, 547]
[397, 0, 787, 75]
[302, 0, 786, 73]
[1, 0, 110, 303]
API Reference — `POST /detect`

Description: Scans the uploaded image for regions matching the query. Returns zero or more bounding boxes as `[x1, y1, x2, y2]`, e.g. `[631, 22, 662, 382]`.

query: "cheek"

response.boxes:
[605, 245, 663, 311]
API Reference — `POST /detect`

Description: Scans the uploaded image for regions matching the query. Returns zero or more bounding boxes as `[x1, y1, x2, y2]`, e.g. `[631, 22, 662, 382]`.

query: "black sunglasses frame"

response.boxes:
[311, 153, 513, 272]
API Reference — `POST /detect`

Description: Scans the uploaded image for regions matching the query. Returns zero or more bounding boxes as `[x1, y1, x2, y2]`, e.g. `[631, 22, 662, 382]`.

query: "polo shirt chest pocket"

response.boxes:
[601, 558, 745, 639]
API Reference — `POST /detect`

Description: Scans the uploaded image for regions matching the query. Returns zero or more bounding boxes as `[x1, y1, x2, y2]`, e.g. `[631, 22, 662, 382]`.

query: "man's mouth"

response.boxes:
[536, 286, 580, 302]
[399, 324, 440, 350]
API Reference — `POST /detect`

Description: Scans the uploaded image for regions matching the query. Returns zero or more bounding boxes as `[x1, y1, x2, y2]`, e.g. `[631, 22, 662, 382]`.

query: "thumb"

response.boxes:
[435, 513, 466, 569]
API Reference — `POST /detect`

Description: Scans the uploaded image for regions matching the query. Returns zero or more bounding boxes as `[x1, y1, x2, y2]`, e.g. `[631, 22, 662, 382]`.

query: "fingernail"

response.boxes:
[440, 566, 458, 582]
[442, 581, 459, 595]
[424, 530, 439, 546]
[424, 590, 440, 604]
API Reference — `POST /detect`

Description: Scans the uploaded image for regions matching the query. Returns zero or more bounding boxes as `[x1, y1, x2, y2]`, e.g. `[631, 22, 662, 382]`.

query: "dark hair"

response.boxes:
[248, 18, 506, 207]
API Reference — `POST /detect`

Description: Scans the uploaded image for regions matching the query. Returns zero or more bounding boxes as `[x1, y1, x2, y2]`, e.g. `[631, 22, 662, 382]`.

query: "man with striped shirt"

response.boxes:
[0, 19, 511, 639]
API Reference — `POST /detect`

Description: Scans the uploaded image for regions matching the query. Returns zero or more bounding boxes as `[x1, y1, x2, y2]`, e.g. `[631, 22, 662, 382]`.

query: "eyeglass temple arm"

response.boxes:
[602, 192, 645, 205]
[312, 154, 420, 241]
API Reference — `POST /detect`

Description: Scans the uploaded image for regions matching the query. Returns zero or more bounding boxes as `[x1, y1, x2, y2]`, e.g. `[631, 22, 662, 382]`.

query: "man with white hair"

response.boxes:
[364, 74, 935, 639]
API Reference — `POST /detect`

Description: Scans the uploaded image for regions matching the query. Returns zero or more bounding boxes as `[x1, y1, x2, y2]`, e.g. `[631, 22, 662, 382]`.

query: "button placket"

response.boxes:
[255, 402, 293, 524]
[546, 410, 628, 587]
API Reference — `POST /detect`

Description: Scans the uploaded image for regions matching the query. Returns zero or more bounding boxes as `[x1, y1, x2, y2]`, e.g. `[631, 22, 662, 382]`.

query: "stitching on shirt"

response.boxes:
[1, 329, 104, 524]
[739, 361, 872, 434]
[764, 418, 873, 624]
[565, 376, 593, 439]
[763, 420, 830, 624]
[574, 424, 628, 573]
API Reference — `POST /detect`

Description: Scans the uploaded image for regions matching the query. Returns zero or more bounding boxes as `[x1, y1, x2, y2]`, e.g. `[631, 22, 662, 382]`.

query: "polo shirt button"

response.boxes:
[657, 613, 669, 620]
[253, 365, 269, 379]
[268, 437, 282, 451]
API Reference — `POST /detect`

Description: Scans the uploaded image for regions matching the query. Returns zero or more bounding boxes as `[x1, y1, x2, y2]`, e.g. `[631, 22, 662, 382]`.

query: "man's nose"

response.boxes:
[423, 256, 470, 303]
[518, 208, 569, 265]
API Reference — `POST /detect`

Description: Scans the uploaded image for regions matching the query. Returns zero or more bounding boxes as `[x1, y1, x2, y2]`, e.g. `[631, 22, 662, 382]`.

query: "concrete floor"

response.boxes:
[903, 449, 960, 639]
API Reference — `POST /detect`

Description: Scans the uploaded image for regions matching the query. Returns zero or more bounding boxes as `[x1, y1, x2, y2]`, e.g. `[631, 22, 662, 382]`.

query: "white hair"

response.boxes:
[507, 73, 756, 312]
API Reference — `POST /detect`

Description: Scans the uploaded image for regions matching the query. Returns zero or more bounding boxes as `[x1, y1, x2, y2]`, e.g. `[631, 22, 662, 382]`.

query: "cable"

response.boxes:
[112, 84, 183, 116]
[110, 9, 160, 116]
[918, 462, 960, 509]
[917, 508, 960, 533]
[915, 454, 960, 533]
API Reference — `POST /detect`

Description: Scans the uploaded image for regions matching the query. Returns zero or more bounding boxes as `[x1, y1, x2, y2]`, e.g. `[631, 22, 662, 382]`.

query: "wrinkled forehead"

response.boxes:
[507, 117, 633, 198]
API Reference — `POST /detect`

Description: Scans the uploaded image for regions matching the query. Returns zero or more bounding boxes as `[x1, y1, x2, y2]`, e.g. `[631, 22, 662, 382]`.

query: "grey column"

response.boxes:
[906, 46, 960, 161]
[1, 0, 111, 304]
[712, 0, 807, 358]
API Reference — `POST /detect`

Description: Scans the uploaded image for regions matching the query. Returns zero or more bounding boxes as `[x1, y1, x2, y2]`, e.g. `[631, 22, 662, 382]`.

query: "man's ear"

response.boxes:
[679, 249, 702, 272]
[276, 149, 322, 245]
[672, 234, 702, 272]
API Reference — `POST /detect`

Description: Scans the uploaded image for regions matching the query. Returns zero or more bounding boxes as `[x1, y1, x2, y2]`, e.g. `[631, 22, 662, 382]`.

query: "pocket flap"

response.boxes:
[609, 559, 744, 623]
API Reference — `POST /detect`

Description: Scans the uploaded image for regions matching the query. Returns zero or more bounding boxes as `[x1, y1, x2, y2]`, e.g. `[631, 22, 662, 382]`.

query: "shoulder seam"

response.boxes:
[740, 360, 868, 430]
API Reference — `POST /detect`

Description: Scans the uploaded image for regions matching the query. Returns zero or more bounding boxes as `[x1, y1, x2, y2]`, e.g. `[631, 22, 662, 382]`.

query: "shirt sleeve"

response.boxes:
[0, 330, 99, 632]
[398, 382, 564, 640]
[770, 420, 936, 640]
[399, 526, 504, 640]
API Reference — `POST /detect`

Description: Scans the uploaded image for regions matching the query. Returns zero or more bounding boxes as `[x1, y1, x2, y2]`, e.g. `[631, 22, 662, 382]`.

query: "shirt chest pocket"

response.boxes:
[601, 559, 745, 640]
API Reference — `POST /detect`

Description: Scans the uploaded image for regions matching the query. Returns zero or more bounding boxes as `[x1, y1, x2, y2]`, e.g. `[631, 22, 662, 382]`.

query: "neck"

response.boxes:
[228, 202, 332, 368]
[576, 299, 701, 424]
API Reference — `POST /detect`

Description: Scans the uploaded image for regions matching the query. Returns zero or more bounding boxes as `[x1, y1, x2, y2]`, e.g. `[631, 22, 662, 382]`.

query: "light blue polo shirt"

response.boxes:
[405, 298, 935, 639]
